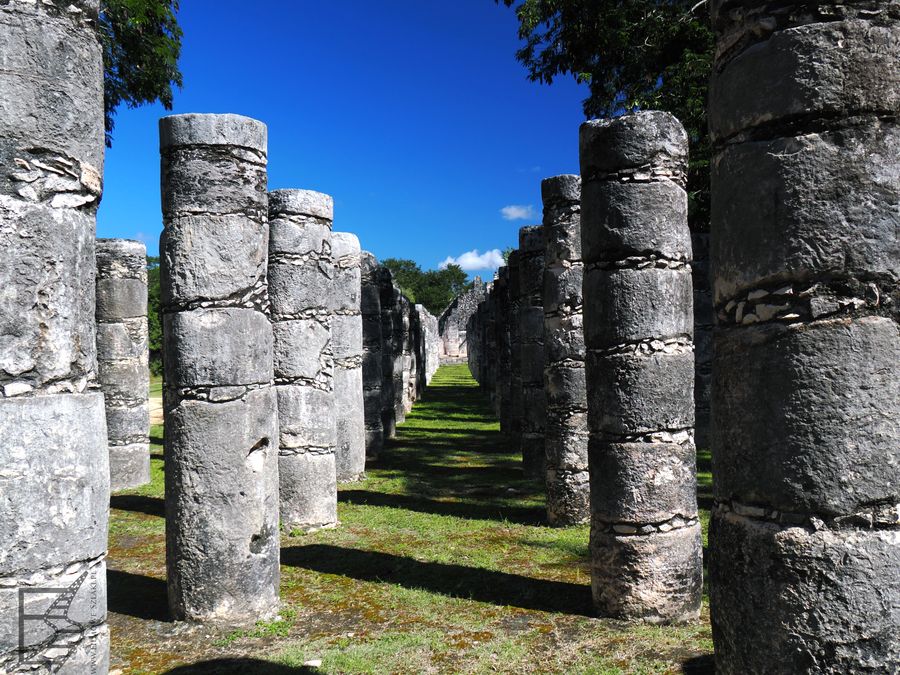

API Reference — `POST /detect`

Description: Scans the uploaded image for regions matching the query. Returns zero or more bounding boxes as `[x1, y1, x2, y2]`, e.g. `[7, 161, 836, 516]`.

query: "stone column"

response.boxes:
[495, 267, 514, 434]
[160, 114, 279, 623]
[506, 251, 524, 459]
[0, 2, 109, 669]
[268, 189, 337, 532]
[542, 175, 589, 526]
[518, 225, 547, 480]
[708, 2, 900, 670]
[393, 294, 409, 424]
[377, 266, 398, 438]
[361, 252, 385, 460]
[332, 232, 366, 482]
[580, 111, 701, 623]
[691, 233, 712, 450]
[96, 238, 151, 491]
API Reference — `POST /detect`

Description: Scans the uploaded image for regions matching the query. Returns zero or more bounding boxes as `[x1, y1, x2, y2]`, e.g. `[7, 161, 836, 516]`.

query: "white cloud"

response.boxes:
[439, 248, 505, 272]
[500, 204, 536, 221]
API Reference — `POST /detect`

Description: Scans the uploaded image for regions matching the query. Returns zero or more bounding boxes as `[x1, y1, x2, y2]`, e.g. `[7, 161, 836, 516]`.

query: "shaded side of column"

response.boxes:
[518, 225, 547, 480]
[393, 294, 408, 424]
[506, 251, 524, 459]
[332, 232, 366, 482]
[0, 1, 110, 669]
[541, 175, 588, 526]
[96, 238, 151, 491]
[494, 267, 514, 434]
[580, 111, 701, 623]
[361, 252, 385, 460]
[708, 2, 900, 670]
[268, 189, 337, 532]
[160, 113, 279, 623]
[377, 266, 398, 439]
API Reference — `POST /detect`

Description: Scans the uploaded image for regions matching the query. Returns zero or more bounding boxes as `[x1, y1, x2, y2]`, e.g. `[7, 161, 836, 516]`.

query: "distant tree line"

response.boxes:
[381, 259, 471, 317]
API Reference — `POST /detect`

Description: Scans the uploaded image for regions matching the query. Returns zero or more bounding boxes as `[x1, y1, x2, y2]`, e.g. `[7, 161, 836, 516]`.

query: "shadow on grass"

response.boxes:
[682, 654, 715, 674]
[107, 568, 169, 621]
[163, 660, 312, 674]
[338, 489, 544, 525]
[282, 544, 592, 616]
[111, 494, 165, 518]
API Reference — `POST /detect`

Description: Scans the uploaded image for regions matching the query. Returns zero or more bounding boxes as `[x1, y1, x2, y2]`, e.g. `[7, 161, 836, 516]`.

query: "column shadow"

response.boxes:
[107, 568, 169, 621]
[281, 544, 592, 616]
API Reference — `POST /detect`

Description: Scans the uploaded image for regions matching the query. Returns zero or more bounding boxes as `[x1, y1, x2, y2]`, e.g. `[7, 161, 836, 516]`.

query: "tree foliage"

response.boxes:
[146, 255, 163, 375]
[381, 259, 471, 317]
[497, 0, 714, 227]
[100, 0, 184, 146]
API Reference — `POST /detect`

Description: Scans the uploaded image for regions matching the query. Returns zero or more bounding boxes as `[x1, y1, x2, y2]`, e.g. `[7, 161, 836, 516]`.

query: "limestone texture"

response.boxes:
[708, 2, 900, 670]
[160, 113, 279, 624]
[0, 1, 110, 670]
[541, 175, 588, 525]
[332, 231, 366, 482]
[96, 238, 150, 490]
[361, 251, 385, 460]
[268, 189, 337, 532]
[580, 111, 701, 623]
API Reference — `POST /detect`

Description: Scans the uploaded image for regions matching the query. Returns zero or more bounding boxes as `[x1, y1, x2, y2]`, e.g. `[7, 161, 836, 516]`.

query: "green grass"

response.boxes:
[107, 365, 714, 674]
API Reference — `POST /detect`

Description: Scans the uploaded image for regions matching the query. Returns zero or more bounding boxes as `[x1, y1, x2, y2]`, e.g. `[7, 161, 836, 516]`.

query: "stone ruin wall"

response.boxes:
[438, 278, 488, 360]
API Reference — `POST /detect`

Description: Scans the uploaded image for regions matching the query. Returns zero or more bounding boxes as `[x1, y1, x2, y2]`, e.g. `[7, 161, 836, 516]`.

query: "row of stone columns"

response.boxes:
[465, 2, 899, 663]
[155, 113, 441, 628]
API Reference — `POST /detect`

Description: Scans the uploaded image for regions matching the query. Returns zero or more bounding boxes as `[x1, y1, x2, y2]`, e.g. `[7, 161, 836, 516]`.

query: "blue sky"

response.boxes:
[97, 0, 588, 276]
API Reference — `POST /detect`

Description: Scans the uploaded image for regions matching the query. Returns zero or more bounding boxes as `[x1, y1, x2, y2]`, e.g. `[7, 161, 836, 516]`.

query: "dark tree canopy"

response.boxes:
[381, 258, 472, 316]
[497, 0, 713, 226]
[100, 0, 184, 146]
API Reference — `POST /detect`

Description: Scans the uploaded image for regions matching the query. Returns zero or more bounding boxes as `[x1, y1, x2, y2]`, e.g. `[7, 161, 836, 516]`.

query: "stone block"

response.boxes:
[164, 308, 273, 388]
[272, 318, 330, 382]
[580, 112, 687, 180]
[110, 443, 151, 492]
[276, 384, 335, 450]
[713, 316, 899, 516]
[279, 452, 337, 532]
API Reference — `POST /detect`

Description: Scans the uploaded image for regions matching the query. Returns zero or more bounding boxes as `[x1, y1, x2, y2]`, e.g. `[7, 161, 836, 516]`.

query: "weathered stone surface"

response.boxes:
[361, 252, 384, 459]
[709, 5, 900, 669]
[541, 175, 588, 526]
[590, 524, 703, 624]
[580, 111, 688, 178]
[268, 189, 336, 531]
[518, 226, 546, 480]
[276, 384, 335, 450]
[96, 240, 150, 491]
[581, 111, 700, 622]
[711, 121, 900, 304]
[709, 15, 900, 142]
[0, 3, 108, 667]
[279, 452, 337, 532]
[164, 308, 274, 388]
[713, 316, 899, 516]
[332, 232, 365, 481]
[586, 351, 695, 437]
[0, 203, 97, 390]
[590, 440, 698, 524]
[583, 268, 693, 347]
[272, 318, 330, 383]
[581, 180, 690, 263]
[165, 388, 280, 622]
[161, 113, 279, 623]
[0, 392, 108, 572]
[160, 214, 269, 307]
[710, 509, 900, 674]
[439, 278, 487, 360]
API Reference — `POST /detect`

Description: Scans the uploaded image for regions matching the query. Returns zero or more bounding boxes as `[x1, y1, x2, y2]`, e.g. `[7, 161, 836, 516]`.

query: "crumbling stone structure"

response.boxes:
[580, 112, 702, 623]
[0, 2, 110, 668]
[518, 225, 547, 480]
[439, 278, 487, 360]
[332, 232, 366, 482]
[268, 189, 337, 532]
[96, 238, 151, 491]
[708, 2, 900, 670]
[393, 295, 409, 425]
[160, 113, 280, 623]
[541, 176, 589, 526]
[494, 267, 514, 429]
[361, 251, 385, 459]
[418, 305, 440, 385]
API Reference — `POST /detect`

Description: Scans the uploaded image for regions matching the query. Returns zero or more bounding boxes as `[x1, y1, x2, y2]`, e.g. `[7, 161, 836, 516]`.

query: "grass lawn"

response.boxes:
[108, 364, 714, 674]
